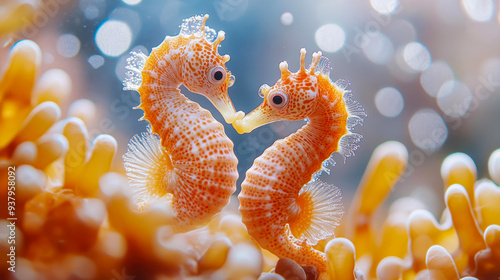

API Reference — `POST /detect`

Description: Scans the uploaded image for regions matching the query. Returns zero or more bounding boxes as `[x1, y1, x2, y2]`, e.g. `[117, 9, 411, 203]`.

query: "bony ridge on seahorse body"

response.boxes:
[122, 15, 244, 229]
[234, 48, 365, 272]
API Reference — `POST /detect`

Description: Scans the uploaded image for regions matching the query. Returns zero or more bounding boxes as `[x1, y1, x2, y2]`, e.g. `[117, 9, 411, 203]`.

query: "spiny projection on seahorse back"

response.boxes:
[122, 15, 244, 228]
[234, 48, 365, 272]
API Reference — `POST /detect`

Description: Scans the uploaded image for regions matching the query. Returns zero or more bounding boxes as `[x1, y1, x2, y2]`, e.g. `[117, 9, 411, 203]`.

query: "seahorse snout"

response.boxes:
[232, 107, 271, 134]
[210, 93, 244, 124]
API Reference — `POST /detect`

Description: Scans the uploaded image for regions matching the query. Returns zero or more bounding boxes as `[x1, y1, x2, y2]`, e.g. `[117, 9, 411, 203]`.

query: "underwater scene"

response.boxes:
[1, 0, 500, 279]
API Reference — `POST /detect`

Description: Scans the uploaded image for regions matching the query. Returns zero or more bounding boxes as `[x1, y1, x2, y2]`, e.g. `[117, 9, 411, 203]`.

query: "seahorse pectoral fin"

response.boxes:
[288, 180, 344, 246]
[123, 130, 173, 209]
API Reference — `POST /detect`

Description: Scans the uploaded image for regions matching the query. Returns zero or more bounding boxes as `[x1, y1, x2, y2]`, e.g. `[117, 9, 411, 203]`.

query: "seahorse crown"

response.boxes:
[123, 14, 230, 92]
[278, 48, 327, 78]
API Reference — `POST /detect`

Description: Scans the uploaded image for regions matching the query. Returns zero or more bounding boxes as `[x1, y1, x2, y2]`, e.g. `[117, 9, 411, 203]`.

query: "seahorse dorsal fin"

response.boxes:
[123, 51, 147, 91]
[314, 56, 331, 78]
[179, 14, 217, 43]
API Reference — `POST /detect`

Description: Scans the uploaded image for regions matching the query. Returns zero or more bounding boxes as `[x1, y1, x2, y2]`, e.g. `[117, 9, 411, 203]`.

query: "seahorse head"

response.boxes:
[180, 15, 243, 124]
[233, 49, 322, 134]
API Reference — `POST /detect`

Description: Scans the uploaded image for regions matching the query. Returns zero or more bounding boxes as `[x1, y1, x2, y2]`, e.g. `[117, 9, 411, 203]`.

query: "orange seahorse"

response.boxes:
[122, 15, 244, 228]
[233, 49, 365, 272]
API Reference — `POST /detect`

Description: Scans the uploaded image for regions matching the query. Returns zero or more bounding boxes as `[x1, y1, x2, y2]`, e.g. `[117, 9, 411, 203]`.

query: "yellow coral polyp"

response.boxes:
[348, 141, 408, 269]
[0, 0, 40, 37]
[445, 184, 486, 271]
[475, 180, 500, 230]
[0, 40, 41, 149]
[441, 153, 477, 207]
[407, 209, 456, 272]
[32, 69, 72, 106]
[325, 238, 357, 280]
[489, 149, 500, 185]
[426, 245, 460, 280]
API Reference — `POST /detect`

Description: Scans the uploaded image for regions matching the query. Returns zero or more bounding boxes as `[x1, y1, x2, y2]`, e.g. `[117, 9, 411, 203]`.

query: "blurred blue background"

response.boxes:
[6, 0, 499, 214]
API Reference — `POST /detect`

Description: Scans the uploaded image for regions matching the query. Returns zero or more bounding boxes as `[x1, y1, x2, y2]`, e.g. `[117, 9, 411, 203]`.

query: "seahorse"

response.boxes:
[122, 15, 244, 228]
[233, 48, 365, 272]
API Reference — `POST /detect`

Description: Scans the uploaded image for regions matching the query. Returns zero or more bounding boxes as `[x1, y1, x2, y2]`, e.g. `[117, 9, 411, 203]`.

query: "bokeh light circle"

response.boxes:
[437, 80, 472, 118]
[95, 20, 133, 57]
[420, 61, 454, 97]
[408, 109, 448, 152]
[374, 87, 404, 117]
[88, 55, 105, 69]
[122, 0, 142, 5]
[362, 32, 394, 65]
[480, 57, 500, 82]
[57, 34, 81, 58]
[461, 0, 494, 22]
[403, 42, 431, 71]
[315, 24, 345, 53]
[281, 12, 293, 26]
[370, 0, 399, 14]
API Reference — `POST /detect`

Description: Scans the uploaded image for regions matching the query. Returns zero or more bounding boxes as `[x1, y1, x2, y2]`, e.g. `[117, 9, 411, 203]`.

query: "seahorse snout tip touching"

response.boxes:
[232, 119, 246, 134]
[232, 111, 263, 134]
[212, 94, 245, 124]
[223, 110, 245, 124]
[232, 100, 278, 134]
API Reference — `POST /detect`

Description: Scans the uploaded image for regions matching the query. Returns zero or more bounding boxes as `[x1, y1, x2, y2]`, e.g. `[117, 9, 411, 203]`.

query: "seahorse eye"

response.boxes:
[208, 66, 226, 84]
[268, 91, 289, 109]
[214, 71, 223, 80]
[273, 95, 283, 104]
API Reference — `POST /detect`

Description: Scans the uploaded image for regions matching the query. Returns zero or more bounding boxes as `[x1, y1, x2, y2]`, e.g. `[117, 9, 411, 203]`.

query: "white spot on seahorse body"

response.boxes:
[191, 145, 199, 155]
